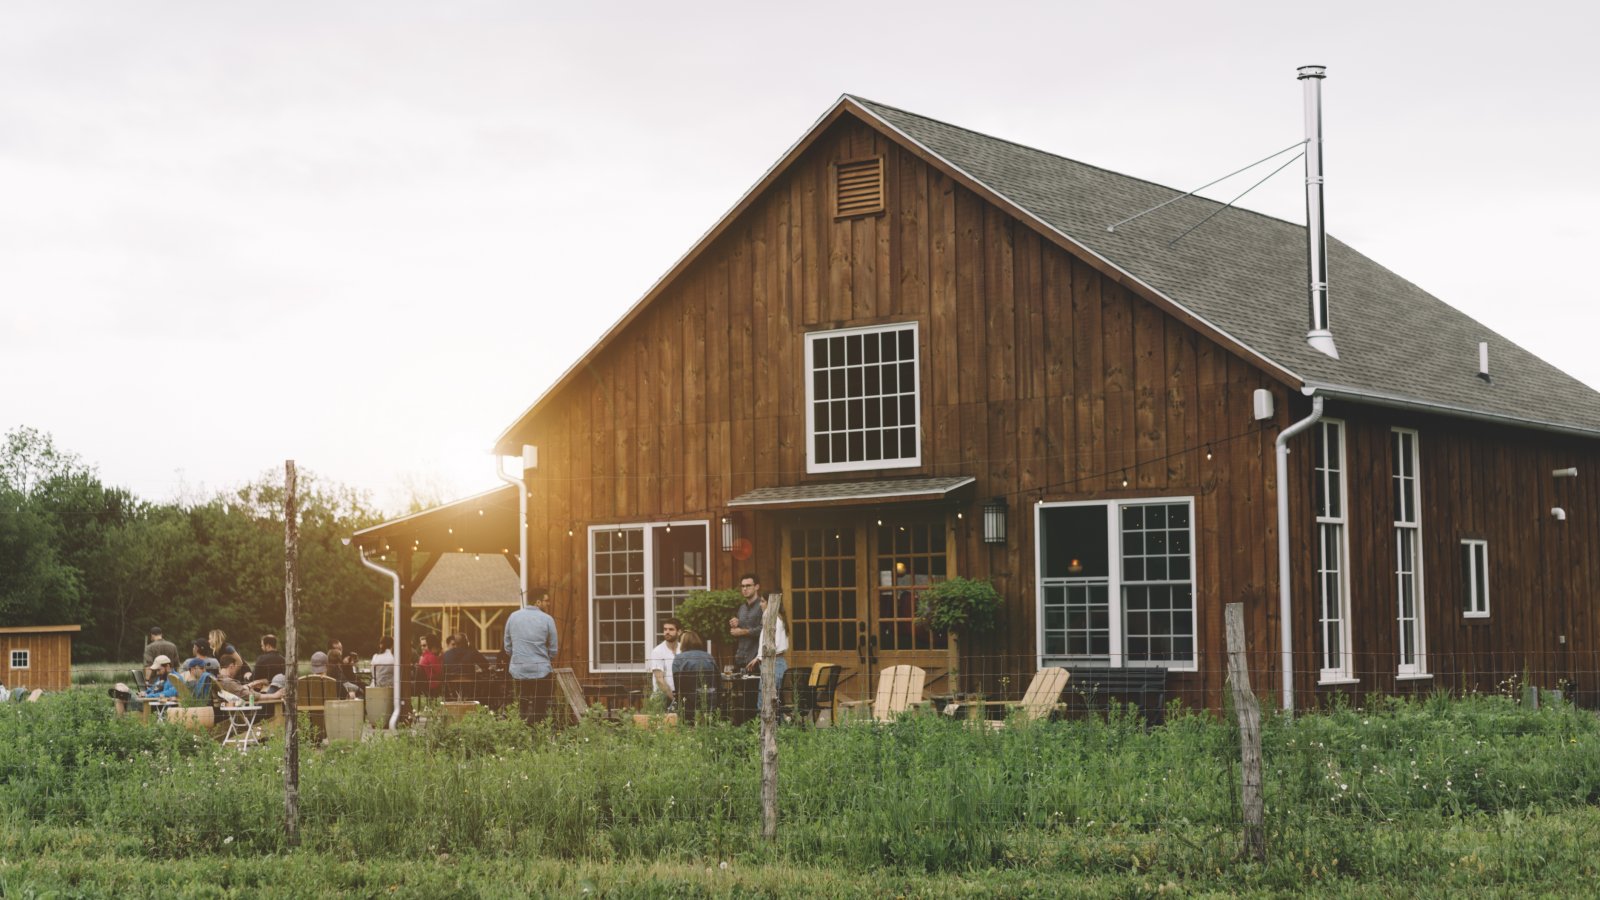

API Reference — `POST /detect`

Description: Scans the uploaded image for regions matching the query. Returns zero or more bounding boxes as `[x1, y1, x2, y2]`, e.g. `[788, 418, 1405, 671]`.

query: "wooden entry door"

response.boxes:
[782, 515, 952, 701]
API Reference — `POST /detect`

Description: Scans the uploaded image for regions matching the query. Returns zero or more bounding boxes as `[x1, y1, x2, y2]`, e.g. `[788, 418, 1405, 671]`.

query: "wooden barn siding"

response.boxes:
[1295, 404, 1600, 708]
[517, 118, 1289, 701]
[2, 633, 73, 692]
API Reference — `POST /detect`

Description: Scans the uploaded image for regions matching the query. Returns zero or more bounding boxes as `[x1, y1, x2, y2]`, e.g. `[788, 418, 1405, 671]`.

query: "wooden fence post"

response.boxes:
[1225, 601, 1265, 862]
[758, 592, 780, 842]
[283, 460, 300, 845]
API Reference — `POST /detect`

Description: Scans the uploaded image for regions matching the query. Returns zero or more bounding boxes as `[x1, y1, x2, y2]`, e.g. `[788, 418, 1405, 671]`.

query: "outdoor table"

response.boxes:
[147, 699, 178, 722]
[719, 673, 760, 726]
[220, 705, 263, 751]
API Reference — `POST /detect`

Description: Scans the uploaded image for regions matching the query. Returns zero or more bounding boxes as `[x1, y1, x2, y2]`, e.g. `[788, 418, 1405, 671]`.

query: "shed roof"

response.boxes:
[728, 476, 975, 510]
[0, 625, 82, 635]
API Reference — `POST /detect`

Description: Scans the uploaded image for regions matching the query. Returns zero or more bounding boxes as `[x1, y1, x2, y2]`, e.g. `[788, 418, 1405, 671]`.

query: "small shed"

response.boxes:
[1, 625, 81, 692]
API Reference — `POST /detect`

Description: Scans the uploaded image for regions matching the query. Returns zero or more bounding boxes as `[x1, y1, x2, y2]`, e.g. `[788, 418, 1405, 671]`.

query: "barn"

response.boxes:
[355, 93, 1600, 713]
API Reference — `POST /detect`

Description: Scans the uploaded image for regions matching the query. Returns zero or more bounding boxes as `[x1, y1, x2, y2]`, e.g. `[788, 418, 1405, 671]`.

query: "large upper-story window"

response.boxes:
[805, 322, 921, 473]
[1036, 498, 1196, 669]
[1392, 428, 1427, 676]
[589, 521, 708, 672]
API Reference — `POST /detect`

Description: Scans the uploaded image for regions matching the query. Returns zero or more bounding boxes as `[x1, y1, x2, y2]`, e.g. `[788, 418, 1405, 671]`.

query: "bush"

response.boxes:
[677, 588, 743, 643]
[915, 576, 1002, 635]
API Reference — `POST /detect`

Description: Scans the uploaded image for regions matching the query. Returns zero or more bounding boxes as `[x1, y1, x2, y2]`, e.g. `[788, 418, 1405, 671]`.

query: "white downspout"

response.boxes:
[497, 446, 535, 608]
[1276, 393, 1324, 712]
[356, 546, 403, 730]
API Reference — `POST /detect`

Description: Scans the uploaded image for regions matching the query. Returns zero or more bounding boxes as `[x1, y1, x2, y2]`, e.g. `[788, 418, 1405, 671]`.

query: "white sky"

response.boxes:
[3, 1, 1597, 515]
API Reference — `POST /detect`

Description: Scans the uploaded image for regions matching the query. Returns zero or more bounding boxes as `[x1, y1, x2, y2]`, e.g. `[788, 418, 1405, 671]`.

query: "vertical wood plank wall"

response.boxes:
[1, 633, 74, 692]
[509, 113, 1600, 709]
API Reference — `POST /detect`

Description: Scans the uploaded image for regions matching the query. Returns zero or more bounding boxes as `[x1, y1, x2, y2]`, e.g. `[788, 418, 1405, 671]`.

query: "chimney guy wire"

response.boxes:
[1105, 139, 1307, 234]
[1167, 150, 1304, 249]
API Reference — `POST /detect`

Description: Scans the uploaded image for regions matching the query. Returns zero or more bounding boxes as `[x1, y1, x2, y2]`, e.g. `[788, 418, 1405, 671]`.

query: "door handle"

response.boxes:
[856, 622, 868, 665]
[868, 634, 879, 666]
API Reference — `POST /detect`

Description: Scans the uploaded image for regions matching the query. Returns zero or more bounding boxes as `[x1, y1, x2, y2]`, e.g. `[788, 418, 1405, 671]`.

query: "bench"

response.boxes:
[1066, 667, 1171, 726]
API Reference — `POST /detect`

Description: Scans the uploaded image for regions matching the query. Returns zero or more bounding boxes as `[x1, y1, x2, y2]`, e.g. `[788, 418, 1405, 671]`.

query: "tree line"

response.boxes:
[0, 426, 392, 662]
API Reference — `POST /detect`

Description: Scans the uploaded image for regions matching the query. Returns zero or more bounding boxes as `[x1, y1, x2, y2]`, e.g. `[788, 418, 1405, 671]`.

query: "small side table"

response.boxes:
[147, 699, 178, 722]
[221, 705, 263, 751]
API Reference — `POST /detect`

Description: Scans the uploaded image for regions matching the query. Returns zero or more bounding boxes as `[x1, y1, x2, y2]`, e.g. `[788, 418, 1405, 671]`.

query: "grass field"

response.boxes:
[3, 690, 1599, 897]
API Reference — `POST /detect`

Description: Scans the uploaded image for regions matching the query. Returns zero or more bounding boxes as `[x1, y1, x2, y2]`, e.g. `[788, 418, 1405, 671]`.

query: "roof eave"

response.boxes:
[1304, 381, 1600, 440]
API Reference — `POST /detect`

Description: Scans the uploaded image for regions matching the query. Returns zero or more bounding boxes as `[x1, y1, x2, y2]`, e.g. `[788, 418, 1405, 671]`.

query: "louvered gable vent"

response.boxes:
[834, 157, 885, 218]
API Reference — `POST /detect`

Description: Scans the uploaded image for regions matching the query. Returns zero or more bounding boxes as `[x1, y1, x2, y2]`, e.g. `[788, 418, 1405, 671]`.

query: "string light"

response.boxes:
[1120, 470, 1129, 488]
[1205, 444, 1214, 461]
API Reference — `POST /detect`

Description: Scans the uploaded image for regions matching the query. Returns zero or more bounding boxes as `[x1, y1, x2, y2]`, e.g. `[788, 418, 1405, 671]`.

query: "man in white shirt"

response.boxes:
[647, 618, 682, 705]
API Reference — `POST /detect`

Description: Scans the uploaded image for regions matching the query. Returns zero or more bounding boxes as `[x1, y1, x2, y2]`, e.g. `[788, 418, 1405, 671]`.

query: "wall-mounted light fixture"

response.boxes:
[983, 497, 1008, 545]
[721, 515, 739, 552]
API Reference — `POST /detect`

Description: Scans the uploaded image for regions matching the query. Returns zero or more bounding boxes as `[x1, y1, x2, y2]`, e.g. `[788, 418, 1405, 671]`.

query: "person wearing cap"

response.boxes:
[143, 655, 178, 697]
[143, 627, 178, 681]
[181, 656, 218, 703]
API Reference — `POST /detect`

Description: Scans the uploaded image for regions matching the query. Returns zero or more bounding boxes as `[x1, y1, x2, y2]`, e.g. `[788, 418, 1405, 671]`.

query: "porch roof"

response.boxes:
[726, 475, 975, 510]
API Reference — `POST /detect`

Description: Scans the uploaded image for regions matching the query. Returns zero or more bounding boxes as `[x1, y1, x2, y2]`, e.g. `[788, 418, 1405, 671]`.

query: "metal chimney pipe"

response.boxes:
[1300, 65, 1339, 360]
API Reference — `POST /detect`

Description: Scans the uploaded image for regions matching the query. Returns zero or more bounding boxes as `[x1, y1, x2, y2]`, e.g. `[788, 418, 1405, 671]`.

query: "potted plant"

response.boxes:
[677, 588, 744, 645]
[916, 577, 1003, 694]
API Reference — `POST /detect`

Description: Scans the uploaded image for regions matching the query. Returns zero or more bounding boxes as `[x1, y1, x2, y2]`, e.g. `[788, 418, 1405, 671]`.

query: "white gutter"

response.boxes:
[496, 447, 535, 608]
[356, 546, 403, 730]
[1301, 381, 1600, 440]
[1275, 393, 1324, 713]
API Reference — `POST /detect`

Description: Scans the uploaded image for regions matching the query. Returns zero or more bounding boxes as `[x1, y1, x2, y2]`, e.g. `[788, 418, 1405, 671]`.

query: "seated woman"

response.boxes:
[671, 631, 718, 724]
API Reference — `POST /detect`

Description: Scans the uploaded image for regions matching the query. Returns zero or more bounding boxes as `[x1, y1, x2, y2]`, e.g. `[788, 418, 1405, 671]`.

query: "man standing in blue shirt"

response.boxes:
[504, 586, 559, 725]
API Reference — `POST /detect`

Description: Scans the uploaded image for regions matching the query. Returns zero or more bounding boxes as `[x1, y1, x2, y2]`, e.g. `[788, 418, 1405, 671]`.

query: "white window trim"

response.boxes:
[1461, 539, 1490, 619]
[9, 648, 29, 670]
[1034, 496, 1199, 672]
[1316, 419, 1355, 683]
[803, 321, 923, 474]
[587, 519, 710, 674]
[1392, 428, 1427, 677]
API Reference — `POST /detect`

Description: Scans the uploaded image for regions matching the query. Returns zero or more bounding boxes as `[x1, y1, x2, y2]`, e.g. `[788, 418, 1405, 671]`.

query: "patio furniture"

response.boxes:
[987, 666, 1071, 727]
[220, 704, 263, 752]
[839, 664, 927, 722]
[1066, 666, 1170, 726]
[674, 670, 718, 725]
[296, 674, 340, 739]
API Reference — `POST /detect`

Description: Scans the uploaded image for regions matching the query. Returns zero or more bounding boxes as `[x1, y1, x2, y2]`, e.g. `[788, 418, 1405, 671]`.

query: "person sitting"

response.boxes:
[110, 655, 178, 708]
[441, 633, 490, 701]
[251, 634, 286, 687]
[208, 628, 236, 660]
[179, 657, 218, 704]
[324, 639, 364, 698]
[648, 618, 682, 708]
[216, 651, 253, 695]
[183, 639, 220, 674]
[369, 637, 396, 688]
[671, 631, 718, 723]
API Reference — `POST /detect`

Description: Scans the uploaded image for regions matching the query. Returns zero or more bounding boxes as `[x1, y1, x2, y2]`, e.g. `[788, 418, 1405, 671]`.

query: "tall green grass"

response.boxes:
[3, 690, 1599, 885]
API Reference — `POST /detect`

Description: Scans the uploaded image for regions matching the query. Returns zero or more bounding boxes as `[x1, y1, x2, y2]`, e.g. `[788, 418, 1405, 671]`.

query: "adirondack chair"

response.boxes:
[552, 667, 614, 725]
[839, 665, 927, 722]
[296, 674, 340, 739]
[167, 672, 215, 707]
[992, 667, 1071, 727]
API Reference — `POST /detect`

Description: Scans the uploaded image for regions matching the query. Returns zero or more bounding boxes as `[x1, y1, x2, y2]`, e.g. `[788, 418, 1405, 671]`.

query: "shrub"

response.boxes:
[677, 588, 743, 643]
[915, 576, 1002, 635]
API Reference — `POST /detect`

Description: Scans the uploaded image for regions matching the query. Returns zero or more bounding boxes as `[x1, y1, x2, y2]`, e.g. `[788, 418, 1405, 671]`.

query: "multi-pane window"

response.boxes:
[789, 528, 858, 653]
[1392, 429, 1426, 675]
[589, 522, 709, 672]
[1314, 420, 1353, 680]
[805, 322, 921, 473]
[1460, 540, 1489, 618]
[875, 522, 949, 652]
[8, 649, 28, 670]
[1038, 499, 1196, 668]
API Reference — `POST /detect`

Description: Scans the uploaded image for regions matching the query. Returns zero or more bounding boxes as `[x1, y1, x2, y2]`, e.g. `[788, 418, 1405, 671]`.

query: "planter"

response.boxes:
[365, 686, 394, 728]
[1522, 686, 1539, 709]
[1544, 688, 1564, 706]
[631, 713, 679, 729]
[441, 700, 480, 722]
[324, 699, 365, 742]
[166, 705, 214, 731]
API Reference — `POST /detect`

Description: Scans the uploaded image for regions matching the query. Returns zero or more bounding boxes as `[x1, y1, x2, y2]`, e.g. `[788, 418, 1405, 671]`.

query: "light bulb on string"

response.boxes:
[1121, 470, 1129, 488]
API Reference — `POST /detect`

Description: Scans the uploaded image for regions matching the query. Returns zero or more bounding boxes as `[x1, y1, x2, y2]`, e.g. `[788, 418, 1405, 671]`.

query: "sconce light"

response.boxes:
[982, 497, 1008, 545]
[894, 560, 907, 576]
[1067, 558, 1084, 575]
[721, 515, 738, 552]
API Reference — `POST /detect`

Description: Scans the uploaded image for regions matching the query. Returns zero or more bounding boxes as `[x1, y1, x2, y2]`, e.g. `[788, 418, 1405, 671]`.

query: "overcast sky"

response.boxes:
[4, 1, 1596, 515]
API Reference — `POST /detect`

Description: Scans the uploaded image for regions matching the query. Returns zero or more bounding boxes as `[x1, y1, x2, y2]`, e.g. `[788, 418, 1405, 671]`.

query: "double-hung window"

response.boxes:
[805, 322, 921, 473]
[1314, 420, 1354, 681]
[1392, 428, 1427, 676]
[589, 521, 709, 672]
[1461, 540, 1489, 618]
[1037, 498, 1196, 668]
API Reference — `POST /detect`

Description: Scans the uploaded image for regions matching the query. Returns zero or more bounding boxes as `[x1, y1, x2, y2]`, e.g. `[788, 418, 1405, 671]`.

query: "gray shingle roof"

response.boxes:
[851, 96, 1600, 435]
[412, 552, 521, 608]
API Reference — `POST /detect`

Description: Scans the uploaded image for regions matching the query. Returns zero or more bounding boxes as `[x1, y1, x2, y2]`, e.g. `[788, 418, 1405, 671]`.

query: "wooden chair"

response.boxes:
[296, 674, 339, 739]
[674, 669, 718, 725]
[840, 665, 927, 723]
[552, 667, 603, 724]
[992, 667, 1071, 727]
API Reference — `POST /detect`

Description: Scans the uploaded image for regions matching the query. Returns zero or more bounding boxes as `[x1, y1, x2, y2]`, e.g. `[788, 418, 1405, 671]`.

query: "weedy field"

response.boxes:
[3, 690, 1599, 897]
